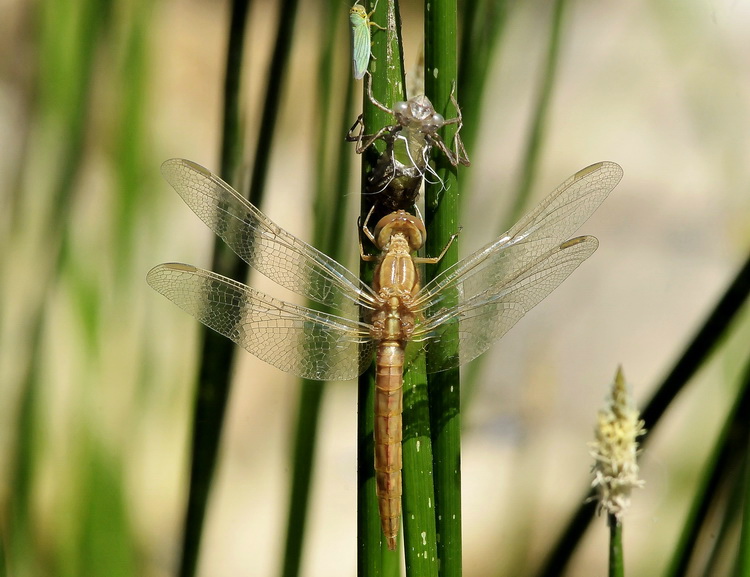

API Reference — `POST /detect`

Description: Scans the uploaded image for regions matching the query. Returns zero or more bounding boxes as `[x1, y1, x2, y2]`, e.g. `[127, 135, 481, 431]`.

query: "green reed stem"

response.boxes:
[505, 0, 567, 230]
[402, 352, 438, 577]
[280, 4, 354, 575]
[357, 0, 405, 572]
[424, 0, 463, 574]
[457, 0, 508, 156]
[608, 516, 624, 577]
[176, 2, 251, 576]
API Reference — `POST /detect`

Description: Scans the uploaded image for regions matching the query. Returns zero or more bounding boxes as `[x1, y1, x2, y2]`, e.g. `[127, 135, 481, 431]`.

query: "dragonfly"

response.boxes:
[347, 74, 470, 212]
[147, 158, 623, 549]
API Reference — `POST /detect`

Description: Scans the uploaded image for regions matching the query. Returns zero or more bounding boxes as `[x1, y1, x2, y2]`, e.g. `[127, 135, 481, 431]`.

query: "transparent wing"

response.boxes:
[147, 263, 376, 381]
[414, 236, 599, 372]
[160, 159, 376, 319]
[414, 161, 622, 312]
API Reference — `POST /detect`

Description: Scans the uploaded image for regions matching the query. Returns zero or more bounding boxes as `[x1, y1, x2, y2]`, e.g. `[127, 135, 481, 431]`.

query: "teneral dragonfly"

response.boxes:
[147, 158, 623, 549]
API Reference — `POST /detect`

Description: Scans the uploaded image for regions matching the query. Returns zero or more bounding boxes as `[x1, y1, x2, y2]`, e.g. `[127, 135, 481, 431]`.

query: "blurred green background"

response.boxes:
[1, 0, 749, 575]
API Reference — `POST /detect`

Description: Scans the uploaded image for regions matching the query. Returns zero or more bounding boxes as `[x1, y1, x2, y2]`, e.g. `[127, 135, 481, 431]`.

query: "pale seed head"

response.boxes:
[589, 366, 646, 522]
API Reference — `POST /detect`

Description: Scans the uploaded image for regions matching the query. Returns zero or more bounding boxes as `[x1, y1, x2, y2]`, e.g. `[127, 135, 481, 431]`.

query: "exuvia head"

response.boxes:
[393, 96, 445, 133]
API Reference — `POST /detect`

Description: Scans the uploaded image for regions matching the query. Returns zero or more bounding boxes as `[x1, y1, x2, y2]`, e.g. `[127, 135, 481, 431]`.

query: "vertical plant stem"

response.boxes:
[358, 372, 383, 575]
[402, 355, 439, 577]
[220, 0, 250, 183]
[281, 384, 325, 577]
[281, 4, 354, 574]
[424, 0, 463, 574]
[608, 515, 624, 577]
[457, 0, 508, 156]
[177, 2, 251, 576]
[357, 0, 405, 572]
[247, 0, 301, 207]
[505, 0, 567, 230]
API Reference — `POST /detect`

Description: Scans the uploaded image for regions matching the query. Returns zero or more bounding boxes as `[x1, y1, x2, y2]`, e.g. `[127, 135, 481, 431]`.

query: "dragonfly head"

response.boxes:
[373, 210, 426, 251]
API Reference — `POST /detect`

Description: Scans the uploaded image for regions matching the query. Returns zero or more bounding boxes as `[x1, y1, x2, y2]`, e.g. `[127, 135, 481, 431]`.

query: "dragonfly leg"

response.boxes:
[431, 134, 460, 167]
[359, 206, 379, 261]
[413, 227, 461, 264]
[437, 82, 471, 167]
[346, 114, 365, 142]
[364, 71, 394, 114]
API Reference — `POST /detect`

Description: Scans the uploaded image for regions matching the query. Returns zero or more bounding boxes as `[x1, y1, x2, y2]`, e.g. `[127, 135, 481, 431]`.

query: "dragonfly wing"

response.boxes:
[415, 236, 599, 373]
[147, 263, 375, 381]
[415, 161, 621, 311]
[160, 159, 376, 317]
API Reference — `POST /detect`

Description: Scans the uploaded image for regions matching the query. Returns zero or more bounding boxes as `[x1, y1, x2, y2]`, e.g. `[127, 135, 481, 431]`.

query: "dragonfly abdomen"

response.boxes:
[374, 339, 404, 551]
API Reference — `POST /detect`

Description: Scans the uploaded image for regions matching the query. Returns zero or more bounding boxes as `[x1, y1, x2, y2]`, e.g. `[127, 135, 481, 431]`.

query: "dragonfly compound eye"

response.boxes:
[424, 112, 445, 132]
[393, 101, 410, 124]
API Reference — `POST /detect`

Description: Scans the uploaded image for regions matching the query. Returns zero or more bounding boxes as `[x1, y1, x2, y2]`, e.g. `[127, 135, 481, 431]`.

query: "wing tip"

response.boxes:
[146, 262, 199, 285]
[160, 158, 213, 179]
[575, 160, 623, 181]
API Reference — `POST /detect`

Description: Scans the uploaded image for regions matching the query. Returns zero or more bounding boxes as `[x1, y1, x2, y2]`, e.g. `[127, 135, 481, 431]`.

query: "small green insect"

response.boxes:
[350, 0, 385, 80]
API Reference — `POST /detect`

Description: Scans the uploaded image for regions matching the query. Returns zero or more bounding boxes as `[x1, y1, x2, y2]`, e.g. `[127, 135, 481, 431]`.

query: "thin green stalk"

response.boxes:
[505, 0, 567, 230]
[640, 252, 750, 442]
[179, 0, 301, 572]
[357, 0, 405, 572]
[402, 354, 439, 577]
[349, 0, 443, 569]
[358, 375, 384, 575]
[462, 0, 567, 426]
[247, 0, 301, 208]
[220, 0, 250, 183]
[536, 249, 750, 577]
[177, 1, 252, 576]
[424, 0, 463, 575]
[112, 0, 153, 272]
[664, 354, 750, 577]
[280, 5, 354, 575]
[457, 0, 509, 156]
[281, 385, 325, 577]
[608, 515, 624, 577]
